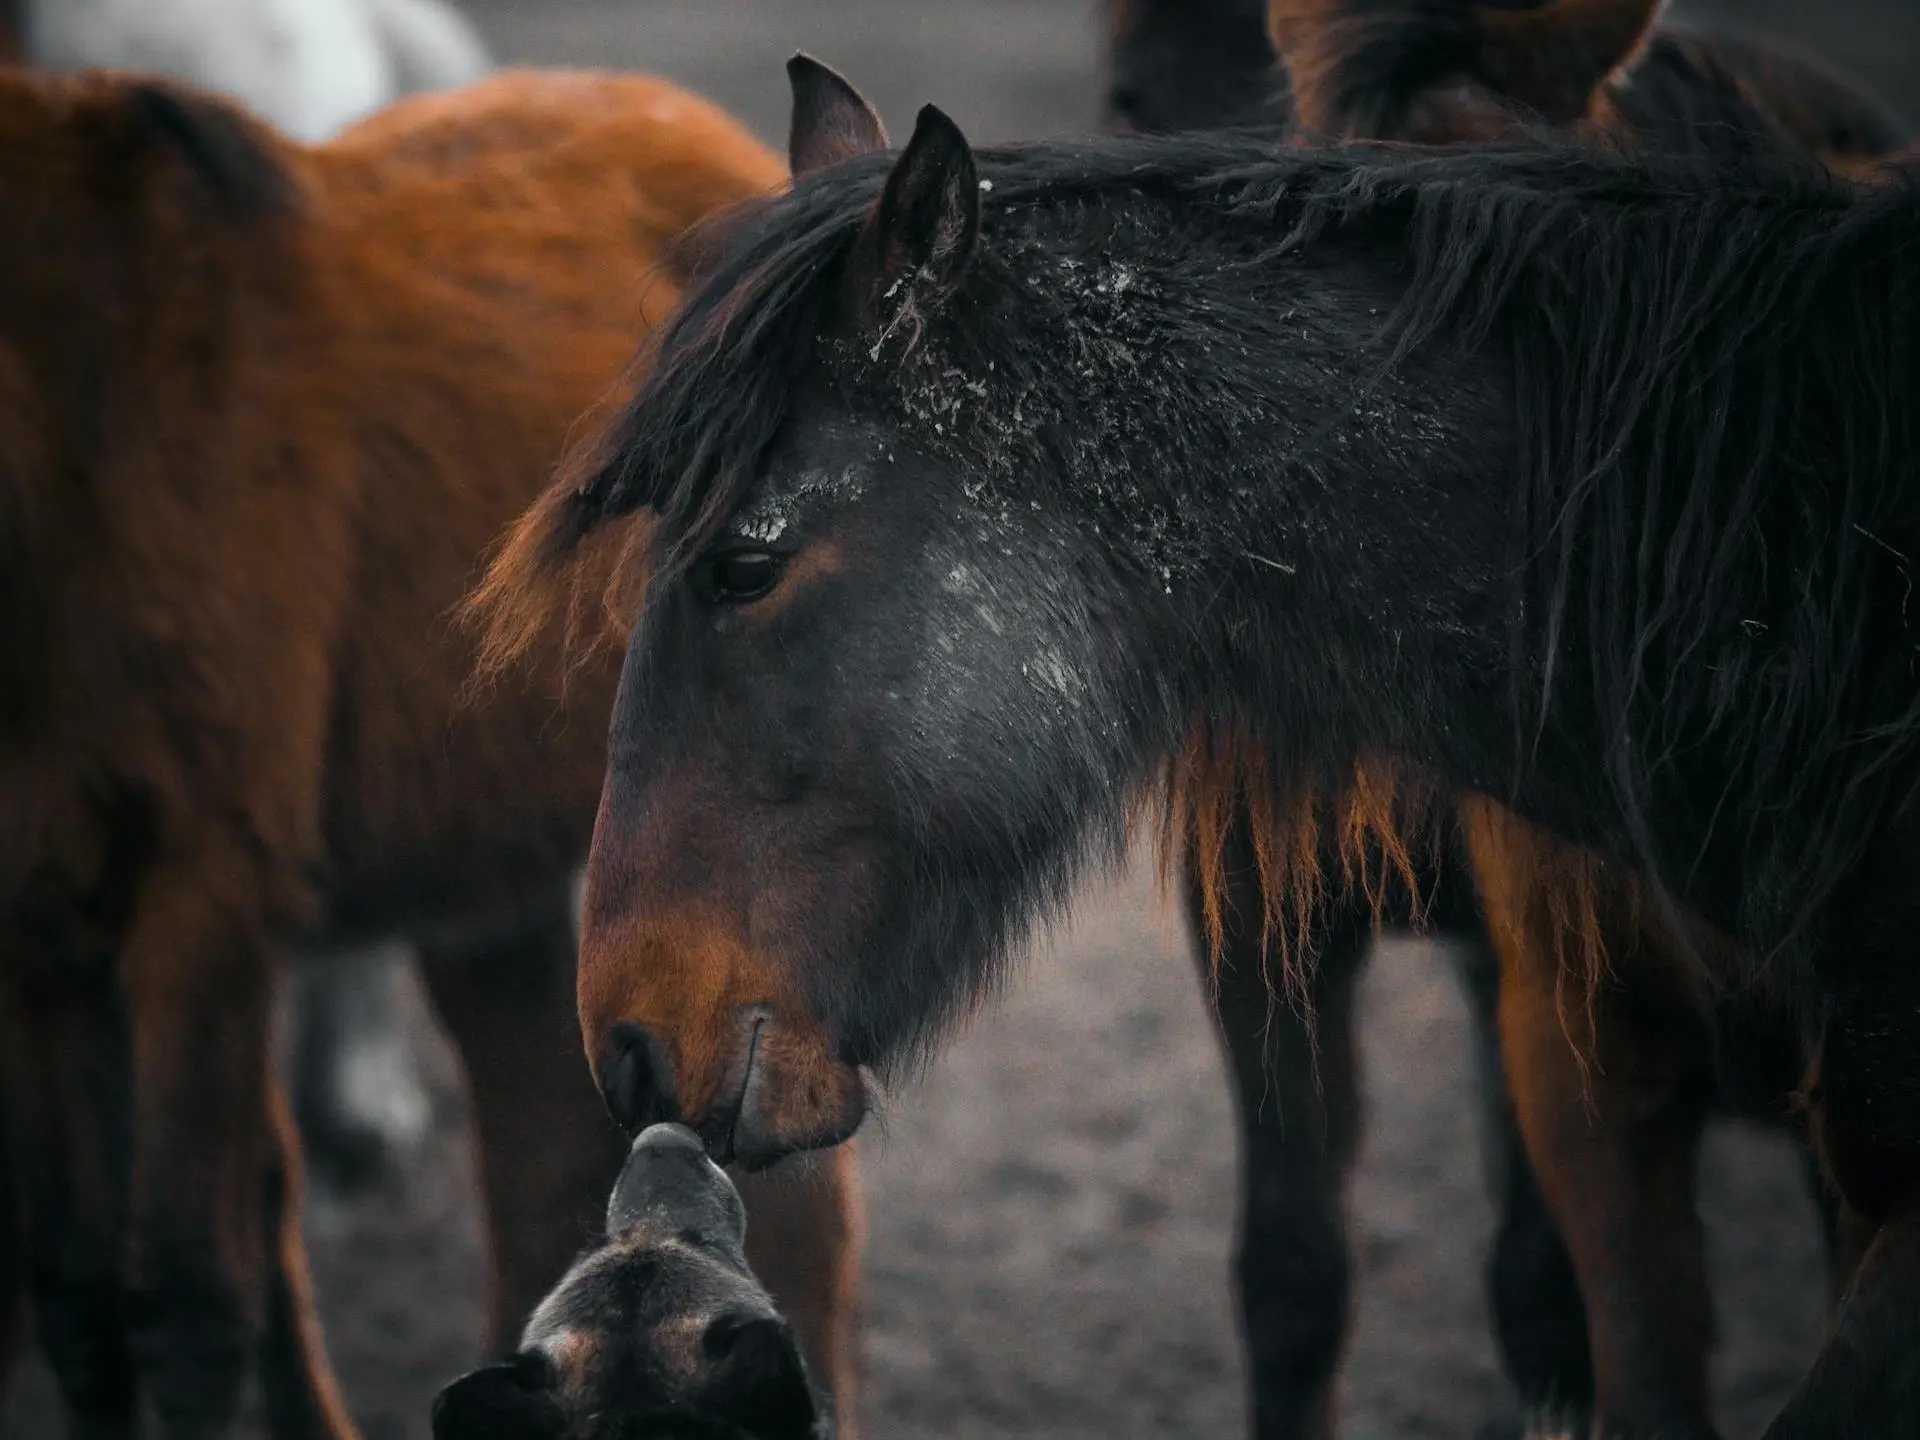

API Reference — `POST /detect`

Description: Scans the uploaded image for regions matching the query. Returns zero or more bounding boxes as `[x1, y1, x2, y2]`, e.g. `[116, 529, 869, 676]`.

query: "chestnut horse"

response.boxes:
[489, 57, 1920, 1440]
[0, 68, 861, 1440]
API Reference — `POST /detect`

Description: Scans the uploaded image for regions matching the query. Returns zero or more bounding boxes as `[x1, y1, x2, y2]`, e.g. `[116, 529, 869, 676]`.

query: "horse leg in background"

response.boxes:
[415, 889, 626, 1352]
[734, 1150, 866, 1440]
[1444, 858, 1595, 1422]
[4, 958, 138, 1439]
[1182, 812, 1360, 1440]
[0, 1082, 21, 1418]
[287, 940, 435, 1194]
[1465, 812, 1719, 1440]
[1764, 833, 1920, 1439]
[257, 1079, 359, 1440]
[120, 876, 292, 1440]
[0, 1002, 37, 1422]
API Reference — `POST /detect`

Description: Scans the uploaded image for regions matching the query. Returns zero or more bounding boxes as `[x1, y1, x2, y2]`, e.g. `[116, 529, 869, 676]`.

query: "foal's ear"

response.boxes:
[697, 1316, 819, 1440]
[786, 54, 888, 178]
[856, 104, 980, 301]
[1474, 0, 1666, 124]
[431, 1355, 568, 1440]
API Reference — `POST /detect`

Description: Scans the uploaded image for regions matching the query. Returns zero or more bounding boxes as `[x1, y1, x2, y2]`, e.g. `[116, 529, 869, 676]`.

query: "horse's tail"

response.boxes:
[365, 0, 491, 96]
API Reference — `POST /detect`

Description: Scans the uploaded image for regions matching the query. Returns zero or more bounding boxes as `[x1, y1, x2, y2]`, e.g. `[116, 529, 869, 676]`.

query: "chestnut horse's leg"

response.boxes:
[415, 891, 629, 1350]
[1182, 813, 1360, 1440]
[5, 960, 138, 1439]
[415, 891, 867, 1436]
[1480, 891, 1719, 1440]
[119, 878, 280, 1440]
[1448, 876, 1595, 1422]
[734, 1151, 865, 1440]
[257, 1079, 358, 1440]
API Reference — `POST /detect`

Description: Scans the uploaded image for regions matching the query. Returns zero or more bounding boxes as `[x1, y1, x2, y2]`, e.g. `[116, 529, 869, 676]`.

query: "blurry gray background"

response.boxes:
[8, 2, 1913, 1437]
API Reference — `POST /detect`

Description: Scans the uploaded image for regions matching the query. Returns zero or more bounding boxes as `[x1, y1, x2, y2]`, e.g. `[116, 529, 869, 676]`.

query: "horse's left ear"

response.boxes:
[787, 54, 888, 178]
[857, 103, 980, 301]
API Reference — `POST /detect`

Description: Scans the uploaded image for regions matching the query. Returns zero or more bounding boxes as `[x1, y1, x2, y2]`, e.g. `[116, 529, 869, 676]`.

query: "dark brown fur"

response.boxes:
[0, 68, 863, 1439]
[1235, 6, 1905, 1435]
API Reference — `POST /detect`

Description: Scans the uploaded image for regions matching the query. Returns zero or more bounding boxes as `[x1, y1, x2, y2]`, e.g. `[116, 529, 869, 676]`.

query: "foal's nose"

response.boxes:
[608, 1122, 747, 1246]
[598, 1020, 679, 1134]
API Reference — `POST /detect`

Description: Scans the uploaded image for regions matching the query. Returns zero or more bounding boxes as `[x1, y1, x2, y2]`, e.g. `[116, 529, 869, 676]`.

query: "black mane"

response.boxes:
[577, 128, 1920, 963]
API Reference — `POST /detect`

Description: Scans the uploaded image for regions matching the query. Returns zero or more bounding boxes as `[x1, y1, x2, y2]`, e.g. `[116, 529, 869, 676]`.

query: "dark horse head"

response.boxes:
[503, 57, 1920, 1165]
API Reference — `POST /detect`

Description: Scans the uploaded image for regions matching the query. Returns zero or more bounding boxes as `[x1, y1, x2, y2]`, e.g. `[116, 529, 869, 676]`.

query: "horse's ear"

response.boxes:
[1474, 0, 1666, 124]
[786, 54, 888, 178]
[856, 104, 979, 300]
[431, 1355, 568, 1440]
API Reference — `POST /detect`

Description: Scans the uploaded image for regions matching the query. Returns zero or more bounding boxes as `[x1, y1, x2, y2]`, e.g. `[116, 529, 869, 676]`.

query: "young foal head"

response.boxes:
[433, 1124, 822, 1440]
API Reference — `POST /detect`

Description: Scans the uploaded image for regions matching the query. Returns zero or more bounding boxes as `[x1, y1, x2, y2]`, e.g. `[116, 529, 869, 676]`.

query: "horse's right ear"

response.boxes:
[431, 1355, 568, 1440]
[786, 55, 888, 178]
[855, 103, 979, 303]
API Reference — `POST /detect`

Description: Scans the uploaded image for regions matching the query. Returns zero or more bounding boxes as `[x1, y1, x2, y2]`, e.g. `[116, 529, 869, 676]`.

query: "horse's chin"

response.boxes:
[712, 1015, 872, 1171]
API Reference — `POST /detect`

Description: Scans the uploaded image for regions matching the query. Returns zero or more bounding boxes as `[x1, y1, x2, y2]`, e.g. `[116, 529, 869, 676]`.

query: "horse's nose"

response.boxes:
[598, 1020, 679, 1134]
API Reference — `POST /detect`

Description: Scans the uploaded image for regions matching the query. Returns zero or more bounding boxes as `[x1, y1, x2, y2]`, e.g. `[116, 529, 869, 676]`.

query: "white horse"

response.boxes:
[23, 0, 490, 140]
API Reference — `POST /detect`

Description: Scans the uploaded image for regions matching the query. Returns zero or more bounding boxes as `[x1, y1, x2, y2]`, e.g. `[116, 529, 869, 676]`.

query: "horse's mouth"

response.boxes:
[696, 1013, 767, 1167]
[687, 1008, 873, 1171]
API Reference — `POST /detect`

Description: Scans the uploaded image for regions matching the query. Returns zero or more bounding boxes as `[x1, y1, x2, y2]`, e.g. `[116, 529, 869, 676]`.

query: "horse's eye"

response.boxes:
[698, 549, 784, 605]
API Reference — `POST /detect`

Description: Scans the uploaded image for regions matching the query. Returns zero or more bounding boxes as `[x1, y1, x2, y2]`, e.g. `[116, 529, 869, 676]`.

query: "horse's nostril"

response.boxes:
[599, 1021, 679, 1134]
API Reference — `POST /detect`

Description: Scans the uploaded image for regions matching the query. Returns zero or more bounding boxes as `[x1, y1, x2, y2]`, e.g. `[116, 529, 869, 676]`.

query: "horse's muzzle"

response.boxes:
[595, 1010, 870, 1170]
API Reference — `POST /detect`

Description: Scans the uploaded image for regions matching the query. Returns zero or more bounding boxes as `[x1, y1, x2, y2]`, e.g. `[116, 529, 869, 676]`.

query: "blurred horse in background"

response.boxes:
[17, 0, 490, 140]
[1096, 2, 1908, 1436]
[0, 66, 862, 1440]
[1, 0, 498, 1208]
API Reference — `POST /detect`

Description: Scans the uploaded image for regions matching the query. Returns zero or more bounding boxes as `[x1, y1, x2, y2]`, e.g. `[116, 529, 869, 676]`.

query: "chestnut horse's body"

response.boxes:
[0, 68, 861, 1440]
